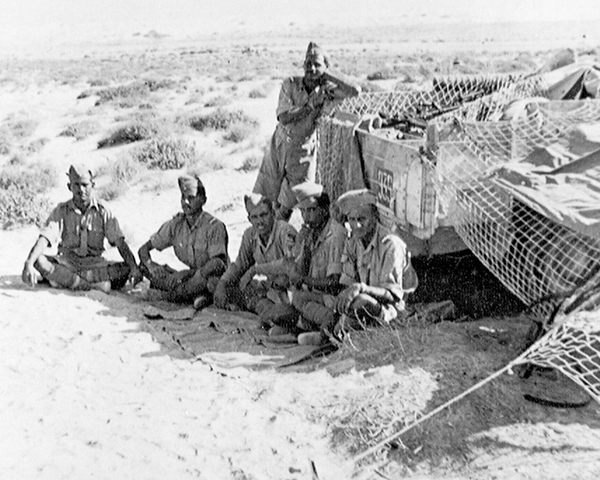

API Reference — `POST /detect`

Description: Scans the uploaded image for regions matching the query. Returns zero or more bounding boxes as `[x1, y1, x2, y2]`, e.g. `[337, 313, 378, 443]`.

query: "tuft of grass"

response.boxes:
[366, 69, 397, 81]
[2, 116, 38, 140]
[0, 164, 57, 229]
[248, 82, 274, 99]
[237, 154, 262, 172]
[143, 78, 177, 92]
[25, 138, 49, 154]
[93, 81, 149, 106]
[89, 78, 110, 87]
[132, 137, 199, 170]
[358, 81, 386, 93]
[222, 122, 257, 144]
[105, 154, 144, 185]
[187, 108, 258, 132]
[142, 176, 172, 194]
[0, 129, 13, 155]
[187, 150, 229, 173]
[97, 121, 167, 148]
[97, 182, 129, 202]
[331, 315, 536, 469]
[204, 95, 232, 108]
[59, 120, 100, 141]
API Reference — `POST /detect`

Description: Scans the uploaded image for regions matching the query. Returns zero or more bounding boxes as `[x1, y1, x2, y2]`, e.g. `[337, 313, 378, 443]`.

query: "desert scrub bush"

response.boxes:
[204, 95, 232, 108]
[0, 164, 56, 229]
[187, 108, 258, 132]
[132, 137, 198, 170]
[91, 78, 176, 106]
[25, 138, 49, 153]
[97, 182, 130, 202]
[358, 81, 386, 93]
[222, 122, 257, 144]
[366, 69, 397, 81]
[186, 150, 229, 173]
[184, 93, 203, 105]
[97, 121, 167, 148]
[93, 81, 149, 106]
[89, 78, 110, 87]
[104, 154, 144, 185]
[237, 154, 261, 172]
[59, 120, 99, 141]
[143, 78, 177, 92]
[114, 110, 158, 123]
[248, 82, 274, 99]
[2, 116, 38, 140]
[0, 129, 13, 155]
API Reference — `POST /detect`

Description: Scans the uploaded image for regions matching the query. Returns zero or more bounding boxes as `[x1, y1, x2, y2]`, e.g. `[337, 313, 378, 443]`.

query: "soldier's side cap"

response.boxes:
[305, 41, 328, 62]
[67, 163, 94, 181]
[178, 175, 202, 195]
[244, 193, 269, 213]
[336, 188, 377, 215]
[292, 181, 324, 209]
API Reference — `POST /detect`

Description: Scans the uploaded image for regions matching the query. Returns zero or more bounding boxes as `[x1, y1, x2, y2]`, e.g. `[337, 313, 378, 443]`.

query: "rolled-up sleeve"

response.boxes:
[40, 206, 63, 247]
[377, 236, 410, 302]
[233, 229, 255, 276]
[276, 78, 295, 119]
[325, 228, 346, 277]
[206, 220, 229, 259]
[150, 219, 175, 252]
[339, 241, 357, 286]
[103, 210, 125, 246]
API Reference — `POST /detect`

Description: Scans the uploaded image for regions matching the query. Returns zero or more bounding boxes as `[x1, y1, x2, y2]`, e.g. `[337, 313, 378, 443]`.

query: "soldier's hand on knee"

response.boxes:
[335, 283, 363, 314]
[129, 266, 144, 286]
[349, 294, 377, 312]
[22, 262, 40, 286]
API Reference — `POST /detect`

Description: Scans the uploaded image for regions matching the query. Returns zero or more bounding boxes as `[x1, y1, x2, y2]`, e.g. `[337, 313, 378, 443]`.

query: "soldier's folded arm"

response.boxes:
[115, 237, 142, 284]
[22, 236, 50, 285]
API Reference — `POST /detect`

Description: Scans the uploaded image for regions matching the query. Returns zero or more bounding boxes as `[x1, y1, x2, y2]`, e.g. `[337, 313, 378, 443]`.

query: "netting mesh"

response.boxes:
[521, 312, 600, 404]
[318, 75, 600, 320]
[335, 77, 600, 462]
[433, 100, 600, 318]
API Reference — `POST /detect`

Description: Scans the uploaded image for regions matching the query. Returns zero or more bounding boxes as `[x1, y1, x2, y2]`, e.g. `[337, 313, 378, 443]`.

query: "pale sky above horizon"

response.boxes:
[2, 0, 599, 34]
[1, 0, 599, 54]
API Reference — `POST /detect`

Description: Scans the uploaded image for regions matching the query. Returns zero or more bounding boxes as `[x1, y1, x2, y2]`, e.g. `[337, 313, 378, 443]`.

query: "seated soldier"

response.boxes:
[138, 175, 229, 309]
[272, 181, 348, 334]
[21, 163, 142, 292]
[297, 188, 418, 345]
[213, 194, 298, 330]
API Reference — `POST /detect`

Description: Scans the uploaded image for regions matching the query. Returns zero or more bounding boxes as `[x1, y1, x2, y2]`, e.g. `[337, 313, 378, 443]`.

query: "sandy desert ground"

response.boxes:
[2, 13, 600, 480]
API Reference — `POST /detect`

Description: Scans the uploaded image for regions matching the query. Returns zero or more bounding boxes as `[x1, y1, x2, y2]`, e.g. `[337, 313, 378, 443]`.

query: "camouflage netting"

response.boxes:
[319, 75, 600, 455]
[432, 98, 600, 320]
[317, 74, 600, 321]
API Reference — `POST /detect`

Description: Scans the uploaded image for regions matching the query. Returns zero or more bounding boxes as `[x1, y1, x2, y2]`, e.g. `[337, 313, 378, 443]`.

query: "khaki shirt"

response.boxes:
[41, 198, 124, 258]
[295, 218, 347, 280]
[340, 224, 418, 317]
[150, 211, 228, 269]
[276, 77, 340, 145]
[234, 220, 297, 277]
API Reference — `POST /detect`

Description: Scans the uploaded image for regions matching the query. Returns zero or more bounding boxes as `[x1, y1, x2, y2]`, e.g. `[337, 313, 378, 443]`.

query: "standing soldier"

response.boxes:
[253, 42, 361, 221]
